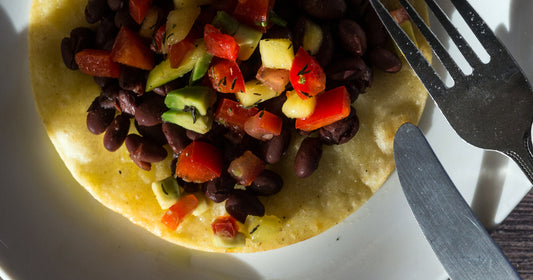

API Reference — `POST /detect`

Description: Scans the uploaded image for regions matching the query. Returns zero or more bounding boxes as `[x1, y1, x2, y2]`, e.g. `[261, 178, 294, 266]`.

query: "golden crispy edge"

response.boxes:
[29, 0, 430, 253]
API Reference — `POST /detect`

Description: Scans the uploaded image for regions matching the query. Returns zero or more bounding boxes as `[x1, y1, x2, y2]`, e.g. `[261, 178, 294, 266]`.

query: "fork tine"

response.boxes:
[424, 0, 482, 67]
[399, 0, 464, 82]
[369, 0, 446, 96]
[449, 0, 506, 58]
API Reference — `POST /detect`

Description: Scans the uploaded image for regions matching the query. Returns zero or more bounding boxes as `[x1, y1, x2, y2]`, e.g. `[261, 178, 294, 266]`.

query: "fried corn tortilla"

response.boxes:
[29, 0, 430, 252]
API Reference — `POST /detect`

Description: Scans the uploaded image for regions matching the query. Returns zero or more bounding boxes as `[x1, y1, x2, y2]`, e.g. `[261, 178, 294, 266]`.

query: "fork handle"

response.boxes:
[505, 134, 533, 185]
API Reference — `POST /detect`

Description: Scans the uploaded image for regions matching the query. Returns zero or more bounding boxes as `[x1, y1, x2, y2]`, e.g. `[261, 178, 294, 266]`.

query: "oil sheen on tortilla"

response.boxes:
[29, 0, 431, 252]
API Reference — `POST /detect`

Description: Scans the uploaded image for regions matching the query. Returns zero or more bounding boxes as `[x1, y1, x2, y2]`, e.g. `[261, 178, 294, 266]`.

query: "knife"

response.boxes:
[393, 123, 521, 280]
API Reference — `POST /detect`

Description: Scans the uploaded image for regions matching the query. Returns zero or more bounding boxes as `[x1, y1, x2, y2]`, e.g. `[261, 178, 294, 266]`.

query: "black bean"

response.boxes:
[258, 128, 291, 164]
[225, 191, 265, 223]
[326, 56, 373, 96]
[101, 80, 120, 100]
[319, 107, 359, 145]
[87, 97, 116, 135]
[129, 153, 151, 171]
[117, 89, 137, 116]
[126, 133, 167, 162]
[263, 25, 293, 40]
[205, 173, 236, 203]
[259, 94, 287, 120]
[115, 6, 139, 30]
[364, 9, 388, 49]
[93, 76, 115, 88]
[152, 77, 188, 96]
[85, 0, 108, 24]
[250, 170, 283, 196]
[315, 24, 334, 67]
[136, 122, 167, 145]
[294, 137, 322, 178]
[367, 48, 402, 73]
[162, 122, 190, 154]
[107, 0, 124, 11]
[134, 93, 166, 126]
[338, 19, 367, 56]
[96, 16, 118, 51]
[61, 38, 78, 70]
[119, 66, 146, 95]
[61, 28, 95, 70]
[299, 0, 346, 19]
[181, 179, 202, 193]
[133, 139, 167, 162]
[103, 114, 130, 151]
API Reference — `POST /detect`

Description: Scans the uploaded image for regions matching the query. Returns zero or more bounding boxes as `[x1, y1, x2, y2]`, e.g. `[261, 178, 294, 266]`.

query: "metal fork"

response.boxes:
[369, 0, 533, 184]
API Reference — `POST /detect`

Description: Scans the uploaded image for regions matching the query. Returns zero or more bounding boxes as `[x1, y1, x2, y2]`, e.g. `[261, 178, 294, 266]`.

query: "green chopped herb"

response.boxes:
[160, 183, 168, 195]
[259, 110, 265, 118]
[297, 64, 310, 76]
[300, 91, 311, 98]
[253, 92, 261, 96]
[183, 106, 198, 124]
[231, 77, 237, 90]
[269, 11, 287, 27]
[249, 225, 260, 235]
[298, 75, 306, 85]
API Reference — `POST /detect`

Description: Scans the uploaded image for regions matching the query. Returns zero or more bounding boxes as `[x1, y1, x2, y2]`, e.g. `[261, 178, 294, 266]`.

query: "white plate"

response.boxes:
[0, 0, 530, 279]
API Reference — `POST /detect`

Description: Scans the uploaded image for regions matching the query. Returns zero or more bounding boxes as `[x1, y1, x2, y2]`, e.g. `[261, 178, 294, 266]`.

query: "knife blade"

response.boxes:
[393, 123, 521, 280]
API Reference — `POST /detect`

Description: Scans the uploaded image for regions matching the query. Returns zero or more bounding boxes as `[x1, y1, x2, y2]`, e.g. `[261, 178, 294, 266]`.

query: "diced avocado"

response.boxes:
[234, 25, 263, 61]
[162, 110, 213, 134]
[146, 41, 207, 92]
[151, 177, 181, 209]
[245, 215, 282, 243]
[213, 232, 246, 248]
[302, 19, 323, 55]
[259, 39, 294, 70]
[212, 10, 239, 35]
[190, 53, 213, 83]
[165, 86, 216, 116]
[236, 79, 280, 107]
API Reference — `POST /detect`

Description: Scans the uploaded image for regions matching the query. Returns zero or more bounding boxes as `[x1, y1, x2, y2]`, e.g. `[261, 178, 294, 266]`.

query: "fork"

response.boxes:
[369, 0, 533, 184]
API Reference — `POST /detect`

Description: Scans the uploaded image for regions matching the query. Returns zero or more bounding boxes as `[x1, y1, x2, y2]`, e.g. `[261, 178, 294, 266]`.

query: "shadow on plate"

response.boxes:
[0, 3, 261, 279]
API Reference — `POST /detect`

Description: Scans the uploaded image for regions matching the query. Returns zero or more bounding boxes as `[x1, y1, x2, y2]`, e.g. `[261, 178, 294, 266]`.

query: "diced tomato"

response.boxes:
[214, 98, 259, 131]
[233, 0, 275, 33]
[161, 194, 199, 231]
[391, 7, 410, 24]
[129, 0, 153, 24]
[75, 49, 121, 78]
[111, 27, 154, 70]
[295, 86, 351, 131]
[244, 110, 282, 141]
[256, 66, 290, 93]
[169, 39, 195, 68]
[208, 59, 245, 93]
[228, 150, 266, 186]
[204, 24, 240, 61]
[211, 216, 239, 239]
[151, 23, 166, 53]
[176, 141, 223, 183]
[289, 47, 326, 99]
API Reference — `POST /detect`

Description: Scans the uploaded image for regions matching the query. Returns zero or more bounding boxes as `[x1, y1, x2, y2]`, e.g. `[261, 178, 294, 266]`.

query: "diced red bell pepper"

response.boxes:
[208, 59, 245, 93]
[75, 49, 121, 78]
[129, 0, 153, 24]
[233, 0, 275, 33]
[151, 23, 166, 53]
[295, 86, 351, 131]
[176, 141, 223, 183]
[244, 110, 283, 141]
[289, 47, 326, 99]
[111, 27, 154, 70]
[228, 150, 266, 186]
[161, 194, 199, 231]
[169, 39, 195, 68]
[256, 66, 290, 93]
[211, 216, 239, 239]
[204, 24, 240, 61]
[214, 98, 259, 132]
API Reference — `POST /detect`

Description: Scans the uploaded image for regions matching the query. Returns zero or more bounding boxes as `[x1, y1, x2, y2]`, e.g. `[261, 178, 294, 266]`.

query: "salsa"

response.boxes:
[61, 0, 409, 248]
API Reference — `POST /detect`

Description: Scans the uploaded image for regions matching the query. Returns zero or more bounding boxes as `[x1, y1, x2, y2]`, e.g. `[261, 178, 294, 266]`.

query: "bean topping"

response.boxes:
[162, 122, 191, 154]
[87, 96, 115, 135]
[205, 173, 236, 203]
[134, 93, 166, 126]
[258, 128, 291, 164]
[225, 190, 265, 223]
[85, 0, 108, 24]
[367, 48, 402, 73]
[299, 0, 346, 19]
[338, 19, 367, 55]
[250, 169, 283, 196]
[294, 137, 323, 178]
[319, 107, 359, 145]
[103, 114, 130, 151]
